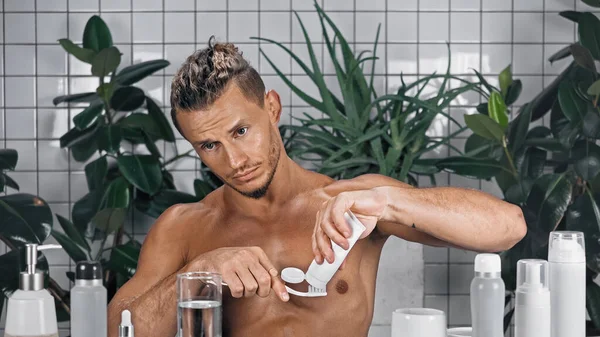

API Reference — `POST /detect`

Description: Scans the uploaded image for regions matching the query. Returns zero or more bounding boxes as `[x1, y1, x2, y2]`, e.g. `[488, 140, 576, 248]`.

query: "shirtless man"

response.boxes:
[107, 40, 526, 337]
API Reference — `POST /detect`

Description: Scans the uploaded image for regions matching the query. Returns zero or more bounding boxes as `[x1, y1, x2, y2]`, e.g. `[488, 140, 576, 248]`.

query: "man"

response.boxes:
[107, 39, 526, 337]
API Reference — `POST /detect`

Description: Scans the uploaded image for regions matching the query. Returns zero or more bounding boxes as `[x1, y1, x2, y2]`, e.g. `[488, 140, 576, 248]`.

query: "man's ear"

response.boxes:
[265, 90, 282, 125]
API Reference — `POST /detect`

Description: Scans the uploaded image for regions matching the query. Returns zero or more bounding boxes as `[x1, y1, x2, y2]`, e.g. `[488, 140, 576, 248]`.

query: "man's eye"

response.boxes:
[203, 143, 215, 150]
[237, 127, 248, 136]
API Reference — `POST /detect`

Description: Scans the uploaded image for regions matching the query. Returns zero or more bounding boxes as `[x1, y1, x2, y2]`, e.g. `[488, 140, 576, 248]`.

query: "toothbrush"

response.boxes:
[281, 211, 366, 297]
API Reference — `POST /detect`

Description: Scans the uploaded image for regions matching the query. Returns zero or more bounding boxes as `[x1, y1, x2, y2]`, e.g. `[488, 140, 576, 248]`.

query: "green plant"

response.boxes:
[0, 15, 224, 321]
[437, 3, 600, 334]
[253, 2, 483, 185]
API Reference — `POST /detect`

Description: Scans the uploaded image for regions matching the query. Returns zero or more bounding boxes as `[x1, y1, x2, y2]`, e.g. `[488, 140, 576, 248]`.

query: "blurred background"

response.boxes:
[0, 0, 593, 336]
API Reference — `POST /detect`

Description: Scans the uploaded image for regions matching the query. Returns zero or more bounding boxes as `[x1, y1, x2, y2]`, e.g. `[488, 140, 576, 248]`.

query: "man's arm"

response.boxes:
[313, 174, 527, 263]
[107, 204, 195, 337]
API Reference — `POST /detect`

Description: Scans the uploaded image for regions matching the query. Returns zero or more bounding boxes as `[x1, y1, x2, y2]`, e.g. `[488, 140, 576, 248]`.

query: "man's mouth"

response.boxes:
[232, 166, 259, 182]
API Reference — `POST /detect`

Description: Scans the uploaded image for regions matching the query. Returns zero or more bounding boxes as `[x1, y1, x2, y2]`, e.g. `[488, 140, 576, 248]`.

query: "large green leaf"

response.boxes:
[55, 214, 90, 253]
[73, 101, 104, 130]
[0, 149, 18, 170]
[0, 194, 52, 246]
[100, 176, 130, 209]
[71, 128, 99, 162]
[91, 46, 121, 77]
[107, 242, 141, 278]
[566, 191, 600, 273]
[488, 91, 509, 128]
[97, 124, 122, 153]
[117, 155, 163, 195]
[558, 81, 588, 123]
[194, 179, 215, 199]
[115, 60, 170, 86]
[57, 39, 95, 64]
[436, 157, 504, 179]
[53, 92, 99, 106]
[587, 281, 600, 330]
[579, 13, 600, 60]
[464, 114, 505, 141]
[143, 190, 199, 218]
[464, 133, 499, 158]
[505, 179, 535, 205]
[499, 65, 513, 96]
[526, 173, 572, 233]
[92, 208, 127, 235]
[146, 97, 175, 142]
[142, 130, 162, 158]
[570, 43, 597, 72]
[516, 147, 546, 179]
[84, 156, 107, 191]
[504, 79, 522, 106]
[560, 11, 583, 23]
[583, 0, 600, 7]
[51, 229, 87, 263]
[550, 100, 569, 138]
[548, 45, 572, 63]
[574, 142, 600, 180]
[60, 124, 98, 148]
[72, 190, 103, 239]
[583, 108, 600, 138]
[82, 15, 113, 52]
[589, 79, 600, 96]
[119, 113, 163, 143]
[110, 86, 145, 112]
[3, 174, 19, 191]
[508, 103, 532, 154]
[531, 62, 575, 121]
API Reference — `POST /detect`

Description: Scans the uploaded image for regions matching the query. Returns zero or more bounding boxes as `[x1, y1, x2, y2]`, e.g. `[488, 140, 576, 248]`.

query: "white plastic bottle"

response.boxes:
[548, 231, 586, 337]
[514, 259, 550, 337]
[70, 261, 107, 337]
[470, 253, 504, 337]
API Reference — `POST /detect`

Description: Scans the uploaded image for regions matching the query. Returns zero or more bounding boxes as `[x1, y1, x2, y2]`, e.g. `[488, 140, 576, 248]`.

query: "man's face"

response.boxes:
[176, 83, 281, 199]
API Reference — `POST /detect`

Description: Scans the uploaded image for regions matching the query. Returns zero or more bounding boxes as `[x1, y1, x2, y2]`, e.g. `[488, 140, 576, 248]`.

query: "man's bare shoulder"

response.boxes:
[320, 173, 412, 197]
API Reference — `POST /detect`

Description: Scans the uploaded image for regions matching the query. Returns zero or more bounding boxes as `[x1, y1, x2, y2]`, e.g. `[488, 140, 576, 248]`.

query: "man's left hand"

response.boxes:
[312, 188, 388, 265]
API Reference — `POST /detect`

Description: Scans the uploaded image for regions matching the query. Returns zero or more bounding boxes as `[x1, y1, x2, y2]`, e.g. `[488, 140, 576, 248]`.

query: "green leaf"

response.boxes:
[96, 82, 115, 102]
[531, 62, 576, 121]
[524, 138, 568, 152]
[53, 92, 99, 106]
[60, 124, 98, 148]
[97, 124, 122, 154]
[146, 97, 175, 142]
[90, 46, 121, 77]
[71, 128, 99, 162]
[570, 43, 597, 72]
[574, 142, 600, 180]
[110, 86, 145, 112]
[587, 281, 600, 329]
[142, 130, 162, 158]
[589, 79, 600, 96]
[488, 91, 509, 128]
[472, 69, 496, 94]
[73, 101, 104, 130]
[194, 179, 215, 199]
[144, 190, 199, 218]
[584, 108, 600, 139]
[526, 173, 572, 233]
[464, 114, 506, 141]
[559, 81, 588, 123]
[55, 214, 90, 253]
[0, 149, 18, 170]
[579, 13, 600, 60]
[57, 39, 95, 64]
[117, 155, 163, 195]
[82, 15, 113, 52]
[51, 229, 87, 263]
[583, 0, 600, 7]
[0, 194, 52, 246]
[505, 179, 534, 205]
[115, 60, 170, 86]
[72, 190, 103, 239]
[4, 174, 19, 191]
[504, 79, 522, 106]
[119, 113, 163, 142]
[517, 147, 546, 179]
[560, 11, 583, 23]
[92, 208, 126, 235]
[499, 64, 513, 96]
[548, 45, 572, 63]
[508, 103, 532, 154]
[464, 133, 498, 158]
[436, 157, 505, 179]
[566, 191, 600, 273]
[107, 243, 140, 278]
[84, 156, 107, 191]
[410, 159, 441, 175]
[100, 176, 130, 209]
[476, 102, 488, 114]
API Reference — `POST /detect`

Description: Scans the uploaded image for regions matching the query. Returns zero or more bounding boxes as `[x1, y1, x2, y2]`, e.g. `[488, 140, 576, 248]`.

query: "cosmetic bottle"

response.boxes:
[71, 261, 107, 337]
[514, 259, 550, 337]
[470, 253, 504, 337]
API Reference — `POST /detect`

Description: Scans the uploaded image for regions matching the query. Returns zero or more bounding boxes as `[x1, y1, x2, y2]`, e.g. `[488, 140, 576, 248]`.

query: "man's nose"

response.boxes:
[225, 145, 249, 170]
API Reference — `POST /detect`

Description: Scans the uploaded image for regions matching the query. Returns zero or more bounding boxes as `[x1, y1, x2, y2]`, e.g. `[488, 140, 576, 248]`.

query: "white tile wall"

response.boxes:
[0, 0, 584, 335]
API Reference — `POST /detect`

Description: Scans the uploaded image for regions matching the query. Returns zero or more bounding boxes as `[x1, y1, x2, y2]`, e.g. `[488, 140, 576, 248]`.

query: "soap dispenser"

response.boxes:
[4, 243, 62, 337]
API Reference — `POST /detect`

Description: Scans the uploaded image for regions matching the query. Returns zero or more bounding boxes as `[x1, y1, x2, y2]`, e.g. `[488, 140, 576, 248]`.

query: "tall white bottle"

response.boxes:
[470, 253, 505, 337]
[514, 259, 550, 337]
[548, 231, 586, 337]
[70, 261, 107, 337]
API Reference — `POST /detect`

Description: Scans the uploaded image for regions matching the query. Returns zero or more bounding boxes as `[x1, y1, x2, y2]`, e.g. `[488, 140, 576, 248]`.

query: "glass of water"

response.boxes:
[177, 272, 222, 337]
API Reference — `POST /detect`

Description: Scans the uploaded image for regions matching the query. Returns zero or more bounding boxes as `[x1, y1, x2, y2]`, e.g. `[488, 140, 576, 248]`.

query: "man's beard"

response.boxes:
[224, 135, 280, 199]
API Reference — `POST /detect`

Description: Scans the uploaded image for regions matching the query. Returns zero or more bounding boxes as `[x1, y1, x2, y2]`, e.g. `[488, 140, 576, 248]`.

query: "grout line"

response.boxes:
[0, 41, 574, 46]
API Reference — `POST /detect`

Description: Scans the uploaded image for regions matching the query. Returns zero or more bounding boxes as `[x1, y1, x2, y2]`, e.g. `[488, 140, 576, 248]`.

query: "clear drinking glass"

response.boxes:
[177, 272, 222, 337]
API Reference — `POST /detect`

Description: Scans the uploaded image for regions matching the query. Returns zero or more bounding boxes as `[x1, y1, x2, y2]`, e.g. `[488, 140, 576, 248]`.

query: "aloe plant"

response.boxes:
[252, 2, 484, 185]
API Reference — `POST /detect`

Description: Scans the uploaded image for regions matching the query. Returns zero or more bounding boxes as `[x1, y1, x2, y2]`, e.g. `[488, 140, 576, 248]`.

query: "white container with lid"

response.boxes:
[514, 259, 550, 337]
[470, 253, 504, 337]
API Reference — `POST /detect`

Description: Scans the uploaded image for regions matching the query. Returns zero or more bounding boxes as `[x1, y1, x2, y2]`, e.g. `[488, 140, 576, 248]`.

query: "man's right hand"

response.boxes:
[192, 246, 289, 302]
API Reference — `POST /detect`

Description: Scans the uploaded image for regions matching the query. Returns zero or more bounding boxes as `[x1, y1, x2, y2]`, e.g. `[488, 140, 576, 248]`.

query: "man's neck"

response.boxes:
[222, 154, 307, 219]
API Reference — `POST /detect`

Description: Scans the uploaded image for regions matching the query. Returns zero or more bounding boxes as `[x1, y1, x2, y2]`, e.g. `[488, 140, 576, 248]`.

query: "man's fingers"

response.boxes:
[270, 275, 289, 302]
[252, 247, 279, 278]
[331, 198, 352, 238]
[316, 227, 334, 263]
[249, 261, 272, 298]
[321, 219, 349, 250]
[222, 271, 244, 298]
[236, 267, 259, 298]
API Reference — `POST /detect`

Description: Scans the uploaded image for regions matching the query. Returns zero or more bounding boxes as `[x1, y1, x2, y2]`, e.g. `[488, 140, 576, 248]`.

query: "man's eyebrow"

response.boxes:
[227, 119, 248, 134]
[192, 138, 214, 147]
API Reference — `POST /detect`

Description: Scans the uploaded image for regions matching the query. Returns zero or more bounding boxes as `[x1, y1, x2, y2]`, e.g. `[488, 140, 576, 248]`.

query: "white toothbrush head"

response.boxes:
[281, 267, 327, 297]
